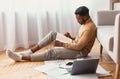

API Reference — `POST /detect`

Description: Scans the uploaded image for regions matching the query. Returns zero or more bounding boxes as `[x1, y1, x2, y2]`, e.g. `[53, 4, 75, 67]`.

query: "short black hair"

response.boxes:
[75, 6, 89, 17]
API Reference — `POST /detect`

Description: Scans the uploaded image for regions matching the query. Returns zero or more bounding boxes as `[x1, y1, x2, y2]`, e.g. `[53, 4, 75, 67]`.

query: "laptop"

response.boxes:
[66, 58, 99, 75]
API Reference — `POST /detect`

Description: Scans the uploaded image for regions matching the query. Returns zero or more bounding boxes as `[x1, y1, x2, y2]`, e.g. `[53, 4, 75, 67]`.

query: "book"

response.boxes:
[56, 33, 72, 43]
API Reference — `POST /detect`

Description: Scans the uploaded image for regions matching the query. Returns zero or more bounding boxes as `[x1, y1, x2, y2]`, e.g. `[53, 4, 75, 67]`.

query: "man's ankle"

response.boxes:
[31, 45, 40, 52]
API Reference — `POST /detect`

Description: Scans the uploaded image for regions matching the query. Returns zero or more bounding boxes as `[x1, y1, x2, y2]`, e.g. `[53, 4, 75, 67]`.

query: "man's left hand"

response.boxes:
[54, 40, 64, 47]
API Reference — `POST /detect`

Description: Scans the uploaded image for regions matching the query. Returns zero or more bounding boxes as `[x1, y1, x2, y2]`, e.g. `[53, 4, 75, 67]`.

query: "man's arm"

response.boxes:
[63, 27, 96, 50]
[54, 26, 96, 49]
[55, 30, 92, 48]
[54, 40, 64, 47]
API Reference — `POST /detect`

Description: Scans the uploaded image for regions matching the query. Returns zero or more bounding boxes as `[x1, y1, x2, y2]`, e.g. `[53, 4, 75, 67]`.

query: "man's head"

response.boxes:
[75, 6, 90, 25]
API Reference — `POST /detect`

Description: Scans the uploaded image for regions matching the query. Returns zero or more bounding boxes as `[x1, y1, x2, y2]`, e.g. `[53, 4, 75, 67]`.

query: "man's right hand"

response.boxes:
[64, 32, 71, 38]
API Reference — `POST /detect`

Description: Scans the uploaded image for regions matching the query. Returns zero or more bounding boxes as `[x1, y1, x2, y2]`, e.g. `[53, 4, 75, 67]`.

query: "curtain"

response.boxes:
[0, 0, 92, 51]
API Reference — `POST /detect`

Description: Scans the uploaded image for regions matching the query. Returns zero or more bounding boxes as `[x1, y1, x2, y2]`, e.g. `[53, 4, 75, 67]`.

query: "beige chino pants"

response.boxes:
[30, 31, 87, 61]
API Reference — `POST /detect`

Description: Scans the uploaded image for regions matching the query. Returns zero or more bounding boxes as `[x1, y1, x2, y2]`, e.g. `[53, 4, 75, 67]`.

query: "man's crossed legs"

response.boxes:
[6, 31, 87, 62]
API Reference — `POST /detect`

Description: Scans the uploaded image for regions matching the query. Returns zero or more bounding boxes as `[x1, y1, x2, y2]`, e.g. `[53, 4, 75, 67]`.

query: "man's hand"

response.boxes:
[54, 40, 64, 47]
[64, 32, 71, 38]
[64, 32, 75, 40]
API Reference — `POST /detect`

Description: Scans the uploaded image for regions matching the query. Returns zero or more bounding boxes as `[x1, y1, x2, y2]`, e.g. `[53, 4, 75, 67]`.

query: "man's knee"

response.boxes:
[50, 31, 57, 36]
[49, 31, 57, 40]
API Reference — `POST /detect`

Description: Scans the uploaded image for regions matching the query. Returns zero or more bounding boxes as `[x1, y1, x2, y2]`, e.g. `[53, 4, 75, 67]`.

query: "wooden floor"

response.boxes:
[0, 39, 119, 79]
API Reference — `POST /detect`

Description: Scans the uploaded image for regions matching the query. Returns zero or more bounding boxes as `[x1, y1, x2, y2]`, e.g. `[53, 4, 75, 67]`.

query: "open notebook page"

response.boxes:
[56, 33, 72, 43]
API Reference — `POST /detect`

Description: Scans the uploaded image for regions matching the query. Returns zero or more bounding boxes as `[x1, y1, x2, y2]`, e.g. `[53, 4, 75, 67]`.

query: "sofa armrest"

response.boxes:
[97, 10, 120, 26]
[114, 14, 120, 63]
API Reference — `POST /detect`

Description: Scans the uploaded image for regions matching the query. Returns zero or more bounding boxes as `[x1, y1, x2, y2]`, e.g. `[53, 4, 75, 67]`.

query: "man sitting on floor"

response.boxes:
[6, 6, 96, 62]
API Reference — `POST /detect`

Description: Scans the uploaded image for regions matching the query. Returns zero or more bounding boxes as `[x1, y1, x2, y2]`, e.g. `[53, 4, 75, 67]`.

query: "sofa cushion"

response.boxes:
[97, 26, 114, 51]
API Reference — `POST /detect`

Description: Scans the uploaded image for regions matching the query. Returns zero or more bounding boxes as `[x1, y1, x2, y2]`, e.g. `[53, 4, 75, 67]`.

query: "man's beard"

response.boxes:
[80, 19, 86, 25]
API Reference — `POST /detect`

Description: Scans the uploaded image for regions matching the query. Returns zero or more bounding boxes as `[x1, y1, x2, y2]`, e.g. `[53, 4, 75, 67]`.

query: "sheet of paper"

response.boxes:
[96, 65, 111, 77]
[45, 60, 111, 77]
[35, 60, 111, 79]
[35, 63, 98, 79]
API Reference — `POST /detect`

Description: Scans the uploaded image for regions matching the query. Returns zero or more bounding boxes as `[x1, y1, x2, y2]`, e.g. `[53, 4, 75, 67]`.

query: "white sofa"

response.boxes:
[97, 10, 120, 79]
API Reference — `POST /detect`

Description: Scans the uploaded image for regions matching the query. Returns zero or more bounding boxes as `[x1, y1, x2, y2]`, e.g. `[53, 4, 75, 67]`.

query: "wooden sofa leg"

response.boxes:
[100, 44, 103, 57]
[114, 64, 120, 79]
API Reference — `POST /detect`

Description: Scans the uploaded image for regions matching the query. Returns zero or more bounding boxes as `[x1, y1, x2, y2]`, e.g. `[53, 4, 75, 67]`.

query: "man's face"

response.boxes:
[76, 14, 85, 25]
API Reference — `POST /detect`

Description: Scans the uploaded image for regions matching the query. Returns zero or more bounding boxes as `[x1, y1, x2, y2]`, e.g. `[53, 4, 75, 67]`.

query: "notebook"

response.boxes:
[56, 32, 72, 43]
[66, 58, 99, 75]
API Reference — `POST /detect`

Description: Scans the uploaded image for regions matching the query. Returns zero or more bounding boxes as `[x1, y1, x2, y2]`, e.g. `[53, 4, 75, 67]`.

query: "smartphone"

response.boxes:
[66, 62, 73, 65]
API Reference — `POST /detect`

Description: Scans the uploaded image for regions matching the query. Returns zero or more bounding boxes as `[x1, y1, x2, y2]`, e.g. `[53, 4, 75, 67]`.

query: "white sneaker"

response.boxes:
[6, 50, 22, 61]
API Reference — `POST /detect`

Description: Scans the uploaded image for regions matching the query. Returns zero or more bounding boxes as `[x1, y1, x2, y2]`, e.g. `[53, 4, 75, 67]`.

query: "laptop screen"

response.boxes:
[66, 58, 99, 75]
